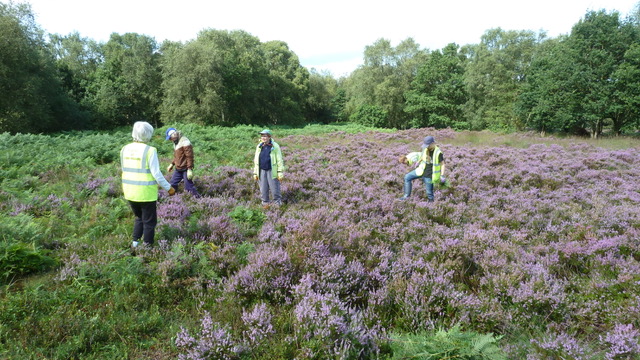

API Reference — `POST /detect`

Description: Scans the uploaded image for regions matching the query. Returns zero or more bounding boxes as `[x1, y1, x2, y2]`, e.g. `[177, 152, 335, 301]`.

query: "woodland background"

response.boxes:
[3, 2, 640, 137]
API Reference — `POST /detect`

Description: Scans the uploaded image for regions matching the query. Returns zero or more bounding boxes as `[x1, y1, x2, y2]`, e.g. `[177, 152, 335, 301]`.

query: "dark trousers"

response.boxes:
[129, 201, 157, 245]
[170, 169, 199, 196]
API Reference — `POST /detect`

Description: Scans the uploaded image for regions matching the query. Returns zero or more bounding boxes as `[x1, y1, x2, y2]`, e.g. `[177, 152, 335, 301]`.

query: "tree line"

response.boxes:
[2, 1, 640, 137]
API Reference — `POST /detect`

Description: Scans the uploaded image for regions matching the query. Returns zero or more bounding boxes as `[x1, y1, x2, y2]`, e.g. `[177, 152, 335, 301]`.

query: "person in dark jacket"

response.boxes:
[253, 129, 284, 208]
[165, 127, 200, 197]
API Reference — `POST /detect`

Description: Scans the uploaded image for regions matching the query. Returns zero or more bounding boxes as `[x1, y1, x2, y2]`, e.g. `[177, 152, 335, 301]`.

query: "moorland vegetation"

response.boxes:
[1, 124, 639, 359]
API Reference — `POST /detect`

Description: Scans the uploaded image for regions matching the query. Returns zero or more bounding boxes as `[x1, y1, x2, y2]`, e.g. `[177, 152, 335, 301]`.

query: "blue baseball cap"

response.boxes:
[165, 127, 177, 140]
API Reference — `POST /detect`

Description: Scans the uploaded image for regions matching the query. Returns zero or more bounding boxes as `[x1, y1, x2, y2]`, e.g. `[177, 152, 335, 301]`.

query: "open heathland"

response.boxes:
[1, 124, 639, 359]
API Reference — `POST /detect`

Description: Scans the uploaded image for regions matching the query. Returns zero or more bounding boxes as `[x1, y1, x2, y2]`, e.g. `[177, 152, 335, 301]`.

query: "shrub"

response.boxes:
[228, 205, 266, 236]
[0, 242, 57, 283]
[350, 104, 388, 128]
[175, 311, 241, 360]
[389, 325, 506, 360]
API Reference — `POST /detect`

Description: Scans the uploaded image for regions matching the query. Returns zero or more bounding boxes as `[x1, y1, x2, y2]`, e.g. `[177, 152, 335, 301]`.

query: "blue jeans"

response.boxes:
[170, 169, 200, 196]
[404, 170, 434, 201]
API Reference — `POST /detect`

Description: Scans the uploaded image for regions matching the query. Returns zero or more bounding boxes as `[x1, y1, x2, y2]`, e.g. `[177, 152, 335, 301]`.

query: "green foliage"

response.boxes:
[0, 2, 87, 133]
[405, 43, 468, 130]
[157, 241, 219, 283]
[463, 28, 541, 131]
[390, 325, 507, 360]
[229, 205, 266, 236]
[307, 69, 339, 123]
[160, 29, 310, 127]
[0, 214, 45, 243]
[0, 252, 191, 359]
[517, 10, 640, 137]
[0, 242, 57, 284]
[344, 38, 428, 128]
[49, 32, 102, 106]
[236, 241, 256, 264]
[3, 2, 639, 135]
[350, 104, 388, 127]
[87, 33, 163, 128]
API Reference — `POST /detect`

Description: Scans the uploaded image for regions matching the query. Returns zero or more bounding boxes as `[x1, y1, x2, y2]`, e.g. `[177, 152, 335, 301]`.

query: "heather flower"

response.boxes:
[176, 311, 241, 360]
[143, 129, 639, 355]
[506, 260, 568, 319]
[256, 222, 283, 245]
[225, 244, 295, 302]
[241, 303, 274, 348]
[196, 215, 242, 244]
[291, 274, 382, 359]
[157, 194, 192, 237]
[314, 254, 371, 305]
[78, 176, 118, 197]
[601, 324, 640, 359]
[529, 331, 590, 359]
[394, 263, 470, 330]
[55, 253, 83, 282]
[78, 178, 107, 193]
[9, 202, 32, 216]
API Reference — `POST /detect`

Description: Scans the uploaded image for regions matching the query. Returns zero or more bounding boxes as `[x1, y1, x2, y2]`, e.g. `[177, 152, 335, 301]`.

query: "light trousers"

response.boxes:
[259, 169, 281, 204]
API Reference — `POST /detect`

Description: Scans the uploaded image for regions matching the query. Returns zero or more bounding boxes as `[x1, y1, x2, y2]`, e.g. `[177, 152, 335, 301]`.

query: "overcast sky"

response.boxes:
[17, 0, 640, 77]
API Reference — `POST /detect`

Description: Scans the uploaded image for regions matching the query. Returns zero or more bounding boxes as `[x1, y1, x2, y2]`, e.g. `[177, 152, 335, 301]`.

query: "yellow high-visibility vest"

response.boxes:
[406, 152, 421, 166]
[431, 146, 443, 182]
[120, 143, 158, 202]
[415, 146, 442, 181]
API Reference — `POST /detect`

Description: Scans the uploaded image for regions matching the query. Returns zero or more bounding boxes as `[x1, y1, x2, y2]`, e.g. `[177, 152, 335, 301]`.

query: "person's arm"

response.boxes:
[148, 150, 172, 191]
[253, 145, 260, 179]
[184, 145, 195, 170]
[275, 145, 284, 178]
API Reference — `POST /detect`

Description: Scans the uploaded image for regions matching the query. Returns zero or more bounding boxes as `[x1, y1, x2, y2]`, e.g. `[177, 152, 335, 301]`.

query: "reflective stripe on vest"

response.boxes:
[415, 146, 442, 180]
[121, 143, 158, 201]
[406, 152, 421, 166]
[415, 147, 429, 176]
[431, 147, 442, 182]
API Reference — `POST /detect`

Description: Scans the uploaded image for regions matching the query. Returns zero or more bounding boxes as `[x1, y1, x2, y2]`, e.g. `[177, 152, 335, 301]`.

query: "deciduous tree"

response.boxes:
[344, 38, 428, 128]
[0, 2, 85, 133]
[463, 28, 543, 131]
[87, 33, 162, 128]
[404, 43, 468, 129]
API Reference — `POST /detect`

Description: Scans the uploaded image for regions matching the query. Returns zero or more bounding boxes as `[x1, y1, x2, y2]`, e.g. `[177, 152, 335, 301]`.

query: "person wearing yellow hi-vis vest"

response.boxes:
[121, 121, 175, 248]
[398, 136, 446, 202]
